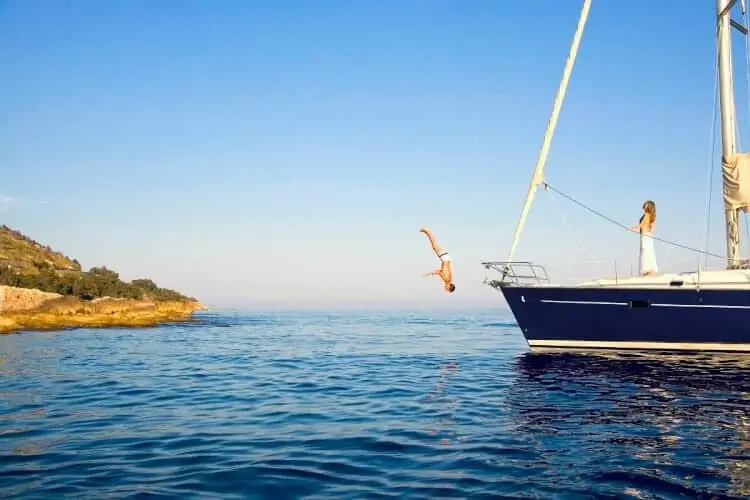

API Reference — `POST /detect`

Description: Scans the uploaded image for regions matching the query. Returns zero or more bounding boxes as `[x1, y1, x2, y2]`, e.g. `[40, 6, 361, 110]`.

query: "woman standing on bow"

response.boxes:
[628, 200, 658, 276]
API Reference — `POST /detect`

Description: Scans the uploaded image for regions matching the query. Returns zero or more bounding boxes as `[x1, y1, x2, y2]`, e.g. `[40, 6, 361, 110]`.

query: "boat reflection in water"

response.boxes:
[505, 352, 750, 498]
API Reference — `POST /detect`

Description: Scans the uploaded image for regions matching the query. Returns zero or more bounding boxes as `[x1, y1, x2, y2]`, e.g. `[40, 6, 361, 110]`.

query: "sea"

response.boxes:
[1, 309, 749, 499]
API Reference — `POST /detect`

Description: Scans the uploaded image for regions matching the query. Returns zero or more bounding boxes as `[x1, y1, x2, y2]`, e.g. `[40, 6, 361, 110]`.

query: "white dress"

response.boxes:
[639, 229, 658, 275]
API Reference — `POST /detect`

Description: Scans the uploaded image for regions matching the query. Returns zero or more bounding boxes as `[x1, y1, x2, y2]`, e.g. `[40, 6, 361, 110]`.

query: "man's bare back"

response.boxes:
[419, 227, 455, 293]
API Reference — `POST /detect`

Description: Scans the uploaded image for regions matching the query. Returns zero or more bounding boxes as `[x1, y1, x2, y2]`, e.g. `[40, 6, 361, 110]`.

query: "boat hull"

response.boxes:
[499, 285, 750, 352]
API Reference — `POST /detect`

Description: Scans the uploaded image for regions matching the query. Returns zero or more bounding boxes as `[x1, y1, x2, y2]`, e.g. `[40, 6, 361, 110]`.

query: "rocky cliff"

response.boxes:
[0, 225, 203, 334]
[0, 285, 204, 334]
[0, 285, 61, 312]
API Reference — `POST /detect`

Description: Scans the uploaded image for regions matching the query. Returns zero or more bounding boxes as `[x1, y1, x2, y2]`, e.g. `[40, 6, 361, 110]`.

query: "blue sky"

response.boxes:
[2, 0, 749, 309]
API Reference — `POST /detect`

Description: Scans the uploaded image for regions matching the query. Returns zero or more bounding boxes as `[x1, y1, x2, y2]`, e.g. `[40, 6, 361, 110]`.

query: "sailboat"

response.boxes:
[484, 0, 750, 353]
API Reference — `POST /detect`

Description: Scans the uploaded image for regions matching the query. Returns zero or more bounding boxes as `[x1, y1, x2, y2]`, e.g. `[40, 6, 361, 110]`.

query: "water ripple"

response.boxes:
[1, 310, 749, 498]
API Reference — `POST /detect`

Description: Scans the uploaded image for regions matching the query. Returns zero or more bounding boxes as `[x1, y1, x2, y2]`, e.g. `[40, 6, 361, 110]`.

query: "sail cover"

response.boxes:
[722, 153, 750, 211]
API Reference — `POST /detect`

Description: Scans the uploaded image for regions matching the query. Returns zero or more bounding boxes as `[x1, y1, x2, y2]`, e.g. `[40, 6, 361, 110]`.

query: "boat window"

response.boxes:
[629, 299, 650, 308]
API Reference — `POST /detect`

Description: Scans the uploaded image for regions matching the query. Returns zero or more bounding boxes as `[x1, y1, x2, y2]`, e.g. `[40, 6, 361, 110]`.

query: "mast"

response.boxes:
[717, 0, 742, 268]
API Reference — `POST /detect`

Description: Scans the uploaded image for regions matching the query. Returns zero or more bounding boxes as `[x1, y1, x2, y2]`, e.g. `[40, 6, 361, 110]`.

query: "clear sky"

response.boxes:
[3, 1, 750, 309]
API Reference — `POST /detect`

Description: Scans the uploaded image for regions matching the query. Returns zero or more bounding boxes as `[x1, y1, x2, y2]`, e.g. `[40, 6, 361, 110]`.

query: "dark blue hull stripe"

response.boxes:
[499, 285, 750, 352]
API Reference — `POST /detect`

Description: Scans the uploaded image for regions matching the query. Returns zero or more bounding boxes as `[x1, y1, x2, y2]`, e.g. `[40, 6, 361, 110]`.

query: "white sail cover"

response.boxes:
[722, 153, 750, 211]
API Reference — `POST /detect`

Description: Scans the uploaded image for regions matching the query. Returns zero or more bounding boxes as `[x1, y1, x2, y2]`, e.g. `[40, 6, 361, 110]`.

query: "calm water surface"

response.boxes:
[1, 310, 749, 499]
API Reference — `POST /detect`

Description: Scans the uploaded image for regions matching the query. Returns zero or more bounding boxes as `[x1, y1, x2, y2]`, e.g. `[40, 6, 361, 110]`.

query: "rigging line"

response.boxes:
[704, 45, 720, 268]
[541, 182, 727, 260]
[546, 186, 599, 264]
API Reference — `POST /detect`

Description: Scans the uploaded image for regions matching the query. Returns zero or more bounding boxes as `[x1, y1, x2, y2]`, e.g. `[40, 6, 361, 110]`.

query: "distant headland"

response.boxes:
[0, 225, 204, 334]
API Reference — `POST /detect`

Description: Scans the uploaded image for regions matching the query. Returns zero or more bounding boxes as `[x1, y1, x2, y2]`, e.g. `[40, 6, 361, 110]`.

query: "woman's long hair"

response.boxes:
[640, 200, 656, 226]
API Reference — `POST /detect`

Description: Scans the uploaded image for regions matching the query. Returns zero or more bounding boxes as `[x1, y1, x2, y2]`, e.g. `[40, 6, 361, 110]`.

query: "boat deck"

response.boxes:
[482, 261, 750, 290]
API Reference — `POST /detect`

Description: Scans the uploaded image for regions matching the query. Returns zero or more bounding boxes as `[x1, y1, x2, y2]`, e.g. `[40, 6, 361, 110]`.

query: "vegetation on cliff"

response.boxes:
[0, 225, 195, 302]
[0, 225, 81, 272]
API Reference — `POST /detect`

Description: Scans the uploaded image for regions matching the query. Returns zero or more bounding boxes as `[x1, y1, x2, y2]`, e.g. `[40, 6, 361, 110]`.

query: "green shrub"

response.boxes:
[0, 266, 193, 302]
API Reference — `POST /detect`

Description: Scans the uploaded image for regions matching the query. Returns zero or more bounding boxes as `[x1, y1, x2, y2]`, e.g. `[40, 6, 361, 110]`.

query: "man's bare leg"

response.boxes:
[419, 228, 444, 257]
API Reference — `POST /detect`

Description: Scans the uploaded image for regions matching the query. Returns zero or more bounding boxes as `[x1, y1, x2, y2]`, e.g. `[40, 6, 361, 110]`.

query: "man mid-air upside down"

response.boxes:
[419, 227, 456, 293]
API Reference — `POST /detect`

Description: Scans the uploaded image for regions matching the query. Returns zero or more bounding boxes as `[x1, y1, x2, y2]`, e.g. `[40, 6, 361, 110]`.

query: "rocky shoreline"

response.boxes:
[0, 285, 204, 334]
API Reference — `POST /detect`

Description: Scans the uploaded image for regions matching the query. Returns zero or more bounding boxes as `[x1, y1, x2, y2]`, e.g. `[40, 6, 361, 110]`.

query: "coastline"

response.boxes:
[0, 285, 205, 334]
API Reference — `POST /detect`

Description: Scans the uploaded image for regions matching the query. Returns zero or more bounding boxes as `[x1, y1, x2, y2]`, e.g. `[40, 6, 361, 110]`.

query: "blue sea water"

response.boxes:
[1, 309, 749, 499]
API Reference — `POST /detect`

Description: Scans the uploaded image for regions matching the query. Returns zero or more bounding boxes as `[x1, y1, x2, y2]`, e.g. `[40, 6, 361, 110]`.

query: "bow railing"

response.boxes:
[481, 261, 550, 288]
